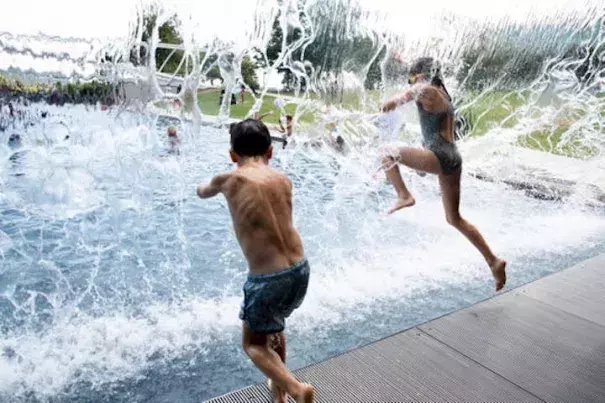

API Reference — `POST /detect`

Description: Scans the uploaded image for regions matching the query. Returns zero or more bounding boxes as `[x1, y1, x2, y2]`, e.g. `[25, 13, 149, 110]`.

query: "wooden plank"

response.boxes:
[294, 330, 540, 402]
[420, 293, 605, 403]
[517, 254, 605, 326]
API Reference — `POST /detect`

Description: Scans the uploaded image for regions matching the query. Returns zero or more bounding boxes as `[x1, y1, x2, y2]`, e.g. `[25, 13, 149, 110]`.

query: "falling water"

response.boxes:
[0, 1, 604, 402]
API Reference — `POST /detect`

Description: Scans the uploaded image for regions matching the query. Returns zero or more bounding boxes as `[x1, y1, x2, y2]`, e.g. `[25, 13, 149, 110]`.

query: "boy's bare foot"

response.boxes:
[267, 379, 286, 403]
[293, 383, 315, 403]
[387, 196, 415, 214]
[490, 258, 507, 291]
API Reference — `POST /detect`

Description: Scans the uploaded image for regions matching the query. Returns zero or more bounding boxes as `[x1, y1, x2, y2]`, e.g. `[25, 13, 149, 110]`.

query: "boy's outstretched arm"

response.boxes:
[197, 173, 230, 199]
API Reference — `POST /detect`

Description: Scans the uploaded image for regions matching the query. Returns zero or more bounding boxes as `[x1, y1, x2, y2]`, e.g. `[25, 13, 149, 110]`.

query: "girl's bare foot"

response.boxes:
[387, 195, 416, 214]
[490, 258, 507, 291]
[293, 383, 315, 403]
[267, 379, 286, 403]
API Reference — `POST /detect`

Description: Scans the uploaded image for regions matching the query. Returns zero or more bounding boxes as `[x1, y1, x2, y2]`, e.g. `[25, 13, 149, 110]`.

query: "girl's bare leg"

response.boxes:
[380, 145, 441, 214]
[438, 169, 507, 291]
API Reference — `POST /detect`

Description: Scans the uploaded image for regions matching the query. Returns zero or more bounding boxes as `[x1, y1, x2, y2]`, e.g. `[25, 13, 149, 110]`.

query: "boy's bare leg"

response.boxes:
[242, 324, 315, 403]
[268, 379, 286, 403]
[267, 333, 287, 403]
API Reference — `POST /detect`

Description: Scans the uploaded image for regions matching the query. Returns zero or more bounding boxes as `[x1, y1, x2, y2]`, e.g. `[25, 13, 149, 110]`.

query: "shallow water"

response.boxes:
[0, 106, 604, 402]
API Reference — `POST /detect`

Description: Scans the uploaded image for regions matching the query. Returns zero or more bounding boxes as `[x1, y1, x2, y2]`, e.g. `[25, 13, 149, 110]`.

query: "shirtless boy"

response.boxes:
[197, 119, 315, 403]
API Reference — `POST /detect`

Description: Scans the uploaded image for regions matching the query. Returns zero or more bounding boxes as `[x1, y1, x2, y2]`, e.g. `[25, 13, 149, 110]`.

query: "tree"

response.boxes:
[365, 47, 386, 90]
[261, 16, 284, 67]
[455, 20, 587, 90]
[156, 17, 185, 75]
[256, 8, 304, 91]
[241, 57, 259, 90]
[130, 11, 184, 75]
[262, 2, 386, 92]
[204, 57, 223, 85]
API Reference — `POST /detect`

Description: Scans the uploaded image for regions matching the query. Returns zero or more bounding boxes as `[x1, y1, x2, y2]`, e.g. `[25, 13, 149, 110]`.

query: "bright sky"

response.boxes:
[0, 0, 270, 41]
[0, 0, 593, 40]
[0, 0, 597, 78]
[0, 0, 136, 39]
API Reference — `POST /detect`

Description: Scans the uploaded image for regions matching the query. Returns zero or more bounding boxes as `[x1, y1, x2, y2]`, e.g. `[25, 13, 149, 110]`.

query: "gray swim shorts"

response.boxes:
[239, 259, 310, 334]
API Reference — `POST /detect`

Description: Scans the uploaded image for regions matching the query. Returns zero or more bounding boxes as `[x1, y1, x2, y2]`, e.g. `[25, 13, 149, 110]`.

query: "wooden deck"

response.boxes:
[206, 253, 605, 402]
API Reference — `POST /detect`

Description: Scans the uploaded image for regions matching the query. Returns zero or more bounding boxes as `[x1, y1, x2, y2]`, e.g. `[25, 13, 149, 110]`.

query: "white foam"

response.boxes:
[2, 197, 604, 398]
[0, 230, 12, 255]
[1, 91, 604, 400]
[0, 297, 241, 397]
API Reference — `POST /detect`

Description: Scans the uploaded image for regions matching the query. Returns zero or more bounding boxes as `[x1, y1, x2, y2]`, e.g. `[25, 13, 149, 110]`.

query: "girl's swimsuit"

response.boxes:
[416, 101, 462, 175]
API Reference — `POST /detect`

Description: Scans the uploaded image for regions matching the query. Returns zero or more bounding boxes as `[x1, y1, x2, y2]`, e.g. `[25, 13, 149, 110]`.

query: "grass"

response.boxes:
[518, 119, 602, 158]
[458, 89, 604, 158]
[195, 86, 603, 159]
[197, 89, 313, 124]
[458, 91, 527, 137]
[293, 89, 383, 110]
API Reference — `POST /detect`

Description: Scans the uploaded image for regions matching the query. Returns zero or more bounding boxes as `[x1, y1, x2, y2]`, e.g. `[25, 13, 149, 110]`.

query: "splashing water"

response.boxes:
[1, 1, 605, 402]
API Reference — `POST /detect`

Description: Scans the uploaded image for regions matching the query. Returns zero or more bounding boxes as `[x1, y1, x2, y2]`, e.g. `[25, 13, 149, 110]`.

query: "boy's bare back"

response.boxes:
[197, 119, 314, 402]
[204, 163, 304, 275]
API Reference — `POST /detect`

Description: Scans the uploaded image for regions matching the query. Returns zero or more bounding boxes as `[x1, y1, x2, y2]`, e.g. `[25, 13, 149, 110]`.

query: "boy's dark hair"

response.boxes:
[285, 115, 293, 121]
[230, 118, 272, 156]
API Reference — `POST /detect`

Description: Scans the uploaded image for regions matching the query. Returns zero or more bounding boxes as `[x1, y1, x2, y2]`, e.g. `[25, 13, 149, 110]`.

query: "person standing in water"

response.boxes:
[197, 119, 315, 403]
[240, 84, 246, 104]
[379, 57, 507, 291]
[277, 115, 293, 137]
[167, 127, 180, 155]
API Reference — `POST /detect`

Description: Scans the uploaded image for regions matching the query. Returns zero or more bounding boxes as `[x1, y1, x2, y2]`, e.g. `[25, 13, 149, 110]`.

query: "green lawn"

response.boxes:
[196, 87, 603, 159]
[457, 90, 527, 137]
[458, 89, 603, 158]
[197, 89, 313, 125]
[277, 89, 383, 111]
[327, 88, 600, 159]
